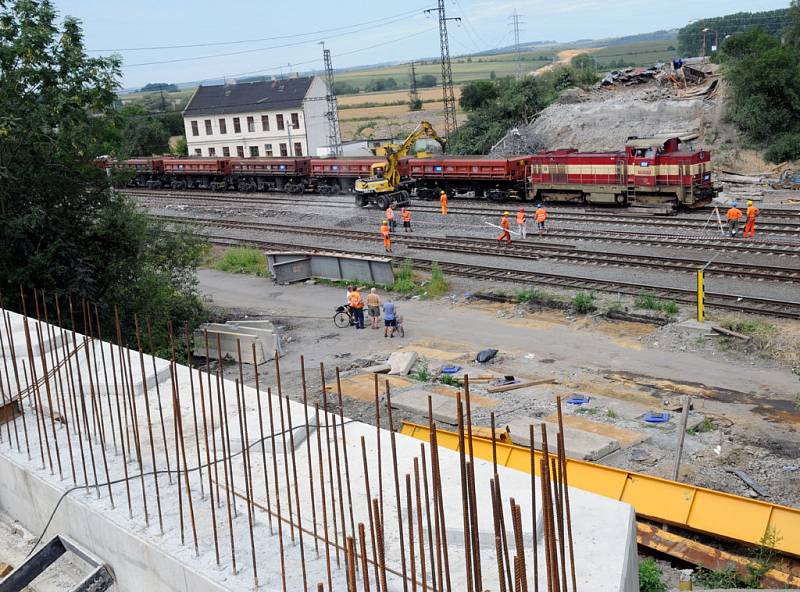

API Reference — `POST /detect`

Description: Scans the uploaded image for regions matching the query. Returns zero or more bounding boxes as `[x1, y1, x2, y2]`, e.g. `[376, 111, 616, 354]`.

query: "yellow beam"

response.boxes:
[401, 422, 800, 557]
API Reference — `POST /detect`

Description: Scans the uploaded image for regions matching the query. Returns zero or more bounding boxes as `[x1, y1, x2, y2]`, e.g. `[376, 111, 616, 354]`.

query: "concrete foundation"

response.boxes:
[506, 417, 621, 461]
[0, 310, 639, 591]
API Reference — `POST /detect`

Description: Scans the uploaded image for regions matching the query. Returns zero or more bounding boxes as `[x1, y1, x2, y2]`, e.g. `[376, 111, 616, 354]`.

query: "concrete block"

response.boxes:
[388, 351, 418, 376]
[193, 320, 282, 364]
[506, 418, 620, 461]
[391, 390, 459, 424]
[362, 363, 391, 374]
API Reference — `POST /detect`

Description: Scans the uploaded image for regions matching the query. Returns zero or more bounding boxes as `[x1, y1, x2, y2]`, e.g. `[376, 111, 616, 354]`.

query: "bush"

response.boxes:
[393, 259, 416, 294]
[427, 262, 448, 297]
[634, 291, 679, 314]
[215, 248, 267, 277]
[571, 292, 595, 314]
[413, 358, 431, 382]
[765, 132, 800, 163]
[638, 559, 667, 592]
[439, 374, 462, 388]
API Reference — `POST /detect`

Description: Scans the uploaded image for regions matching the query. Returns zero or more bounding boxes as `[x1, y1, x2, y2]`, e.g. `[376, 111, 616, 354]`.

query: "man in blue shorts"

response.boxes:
[382, 299, 398, 338]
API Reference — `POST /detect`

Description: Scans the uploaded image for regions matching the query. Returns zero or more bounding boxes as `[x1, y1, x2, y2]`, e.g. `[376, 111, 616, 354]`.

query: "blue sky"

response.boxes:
[54, 0, 791, 89]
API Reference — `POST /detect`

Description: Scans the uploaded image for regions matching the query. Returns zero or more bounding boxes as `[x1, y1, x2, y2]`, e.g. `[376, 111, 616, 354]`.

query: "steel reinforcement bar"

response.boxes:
[400, 422, 800, 558]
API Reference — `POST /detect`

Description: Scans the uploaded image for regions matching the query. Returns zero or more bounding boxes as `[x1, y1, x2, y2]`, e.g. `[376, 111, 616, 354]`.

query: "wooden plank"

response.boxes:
[486, 378, 556, 393]
[711, 325, 752, 342]
[0, 563, 12, 577]
[636, 522, 800, 588]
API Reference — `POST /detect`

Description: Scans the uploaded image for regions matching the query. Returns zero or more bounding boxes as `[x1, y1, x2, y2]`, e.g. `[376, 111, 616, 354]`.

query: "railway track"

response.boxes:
[161, 215, 800, 282]
[129, 189, 800, 233]
[204, 234, 800, 320]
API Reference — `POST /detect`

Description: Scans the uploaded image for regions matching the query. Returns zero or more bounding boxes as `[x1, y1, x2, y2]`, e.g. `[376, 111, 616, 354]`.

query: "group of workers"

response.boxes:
[381, 205, 413, 253]
[345, 286, 400, 337]
[725, 200, 759, 238]
[497, 205, 548, 243]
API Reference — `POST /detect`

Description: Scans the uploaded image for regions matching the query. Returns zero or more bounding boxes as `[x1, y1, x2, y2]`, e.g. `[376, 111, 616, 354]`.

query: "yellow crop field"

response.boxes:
[338, 86, 460, 107]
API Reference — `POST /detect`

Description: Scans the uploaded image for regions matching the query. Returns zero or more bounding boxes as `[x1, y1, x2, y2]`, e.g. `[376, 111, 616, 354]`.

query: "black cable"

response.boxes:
[27, 418, 357, 556]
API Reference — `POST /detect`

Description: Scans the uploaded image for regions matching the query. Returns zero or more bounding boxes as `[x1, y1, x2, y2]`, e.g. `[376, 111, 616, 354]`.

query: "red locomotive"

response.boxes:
[527, 136, 715, 208]
[114, 135, 716, 208]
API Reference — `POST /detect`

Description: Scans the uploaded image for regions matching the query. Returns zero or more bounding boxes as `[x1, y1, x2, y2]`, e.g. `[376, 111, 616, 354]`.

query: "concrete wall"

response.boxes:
[304, 76, 333, 155]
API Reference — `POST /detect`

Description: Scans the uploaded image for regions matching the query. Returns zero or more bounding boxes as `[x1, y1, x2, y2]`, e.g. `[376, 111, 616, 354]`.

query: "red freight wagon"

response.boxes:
[408, 156, 531, 201]
[229, 157, 311, 193]
[527, 136, 716, 208]
[118, 158, 165, 188]
[309, 158, 400, 194]
[161, 158, 231, 190]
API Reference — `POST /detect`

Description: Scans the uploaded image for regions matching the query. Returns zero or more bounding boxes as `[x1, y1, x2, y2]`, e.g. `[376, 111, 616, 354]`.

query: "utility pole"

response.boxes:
[408, 61, 421, 111]
[510, 11, 524, 80]
[320, 42, 342, 157]
[425, 1, 460, 136]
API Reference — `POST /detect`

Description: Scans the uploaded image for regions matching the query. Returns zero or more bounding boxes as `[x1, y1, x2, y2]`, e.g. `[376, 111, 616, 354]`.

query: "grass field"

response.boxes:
[588, 39, 678, 69]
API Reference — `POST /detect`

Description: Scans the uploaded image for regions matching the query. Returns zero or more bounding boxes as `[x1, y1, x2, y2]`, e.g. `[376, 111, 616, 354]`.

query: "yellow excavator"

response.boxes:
[354, 121, 446, 209]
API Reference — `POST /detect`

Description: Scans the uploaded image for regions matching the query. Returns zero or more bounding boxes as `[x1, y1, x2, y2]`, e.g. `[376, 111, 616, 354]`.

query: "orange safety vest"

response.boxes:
[348, 291, 364, 309]
[381, 225, 390, 239]
[500, 216, 510, 230]
[535, 208, 547, 222]
[386, 207, 395, 220]
[402, 209, 411, 222]
[727, 207, 743, 221]
[516, 211, 526, 224]
[440, 193, 448, 206]
[746, 206, 759, 219]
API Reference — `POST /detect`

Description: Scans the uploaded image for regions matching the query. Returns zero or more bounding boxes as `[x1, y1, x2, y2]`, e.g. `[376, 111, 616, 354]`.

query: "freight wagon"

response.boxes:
[309, 158, 401, 196]
[229, 157, 310, 193]
[408, 156, 530, 202]
[527, 136, 716, 209]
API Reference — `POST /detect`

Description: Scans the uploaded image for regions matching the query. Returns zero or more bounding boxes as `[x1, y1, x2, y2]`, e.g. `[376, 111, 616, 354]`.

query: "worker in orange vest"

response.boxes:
[347, 285, 365, 329]
[535, 204, 548, 235]
[516, 207, 527, 239]
[401, 207, 412, 232]
[439, 190, 448, 223]
[385, 205, 396, 232]
[381, 220, 392, 253]
[743, 199, 759, 238]
[497, 211, 512, 244]
[726, 202, 743, 237]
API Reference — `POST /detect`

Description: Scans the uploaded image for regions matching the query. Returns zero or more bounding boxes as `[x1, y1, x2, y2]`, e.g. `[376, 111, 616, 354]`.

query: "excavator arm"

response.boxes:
[379, 121, 447, 188]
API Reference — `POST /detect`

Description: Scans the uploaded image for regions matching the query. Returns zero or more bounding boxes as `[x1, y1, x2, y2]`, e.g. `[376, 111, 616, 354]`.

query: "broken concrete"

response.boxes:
[390, 389, 459, 424]
[361, 363, 391, 374]
[193, 320, 282, 364]
[387, 350, 418, 376]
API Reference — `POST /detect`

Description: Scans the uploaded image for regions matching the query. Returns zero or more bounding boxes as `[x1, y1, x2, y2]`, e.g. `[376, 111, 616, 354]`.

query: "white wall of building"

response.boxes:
[303, 76, 331, 157]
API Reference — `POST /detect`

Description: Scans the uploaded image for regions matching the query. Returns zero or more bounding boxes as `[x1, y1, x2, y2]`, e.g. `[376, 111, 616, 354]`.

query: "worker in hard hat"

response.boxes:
[726, 201, 743, 237]
[385, 204, 396, 233]
[743, 199, 759, 238]
[535, 203, 548, 235]
[516, 207, 527, 239]
[439, 189, 448, 223]
[497, 211, 512, 244]
[401, 207, 412, 232]
[381, 220, 392, 253]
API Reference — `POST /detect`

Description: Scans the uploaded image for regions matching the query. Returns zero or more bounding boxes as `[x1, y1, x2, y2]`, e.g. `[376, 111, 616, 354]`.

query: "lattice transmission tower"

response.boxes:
[321, 43, 342, 157]
[425, 1, 460, 136]
[511, 11, 525, 80]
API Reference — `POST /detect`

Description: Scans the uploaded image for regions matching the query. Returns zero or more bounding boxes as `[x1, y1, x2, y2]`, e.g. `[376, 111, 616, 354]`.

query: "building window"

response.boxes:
[222, 146, 230, 157]
[208, 147, 216, 156]
[291, 113, 300, 129]
[264, 143, 273, 157]
[261, 115, 270, 131]
[236, 146, 244, 157]
[247, 116, 255, 133]
[194, 148, 202, 155]
[279, 143, 288, 156]
[233, 117, 241, 133]
[276, 114, 285, 131]
[249, 146, 259, 157]
[190, 121, 199, 136]
[294, 142, 303, 156]
[204, 119, 212, 135]
[219, 118, 227, 134]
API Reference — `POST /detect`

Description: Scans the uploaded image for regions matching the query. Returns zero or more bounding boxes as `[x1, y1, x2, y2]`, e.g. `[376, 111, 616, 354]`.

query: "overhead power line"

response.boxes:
[90, 7, 432, 52]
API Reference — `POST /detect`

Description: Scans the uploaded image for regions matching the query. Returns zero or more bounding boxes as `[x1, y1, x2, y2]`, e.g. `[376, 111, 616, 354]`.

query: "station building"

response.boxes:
[182, 76, 330, 159]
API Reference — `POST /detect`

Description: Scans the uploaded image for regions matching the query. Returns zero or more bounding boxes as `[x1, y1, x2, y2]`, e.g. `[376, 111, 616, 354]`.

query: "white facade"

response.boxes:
[183, 77, 329, 158]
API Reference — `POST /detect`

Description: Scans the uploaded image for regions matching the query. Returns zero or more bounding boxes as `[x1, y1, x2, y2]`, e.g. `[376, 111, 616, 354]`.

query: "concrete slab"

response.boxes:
[361, 363, 391, 374]
[506, 417, 620, 460]
[542, 413, 649, 448]
[390, 389, 459, 424]
[333, 373, 415, 402]
[429, 385, 499, 408]
[387, 350, 418, 375]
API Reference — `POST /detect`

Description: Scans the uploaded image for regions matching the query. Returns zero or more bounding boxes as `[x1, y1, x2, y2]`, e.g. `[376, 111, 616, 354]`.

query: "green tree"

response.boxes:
[418, 74, 437, 88]
[459, 80, 499, 111]
[172, 136, 188, 156]
[117, 105, 171, 156]
[677, 9, 790, 55]
[787, 0, 800, 47]
[140, 83, 178, 92]
[0, 0, 207, 352]
[570, 53, 595, 71]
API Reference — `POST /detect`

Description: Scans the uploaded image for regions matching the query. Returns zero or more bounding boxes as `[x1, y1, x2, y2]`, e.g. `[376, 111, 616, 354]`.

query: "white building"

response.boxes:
[182, 76, 330, 158]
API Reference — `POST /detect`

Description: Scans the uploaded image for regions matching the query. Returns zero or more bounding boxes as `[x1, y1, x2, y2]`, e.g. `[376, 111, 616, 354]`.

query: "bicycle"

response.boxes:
[334, 305, 355, 328]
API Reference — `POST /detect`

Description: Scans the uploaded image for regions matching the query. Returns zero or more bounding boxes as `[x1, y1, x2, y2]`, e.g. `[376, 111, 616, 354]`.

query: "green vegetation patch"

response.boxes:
[571, 291, 596, 314]
[634, 291, 679, 315]
[215, 248, 267, 277]
[638, 558, 667, 592]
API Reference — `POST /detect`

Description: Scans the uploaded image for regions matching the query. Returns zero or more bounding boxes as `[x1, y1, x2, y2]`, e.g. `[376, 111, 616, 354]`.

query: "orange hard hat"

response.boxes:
[382, 220, 388, 224]
[503, 211, 510, 215]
